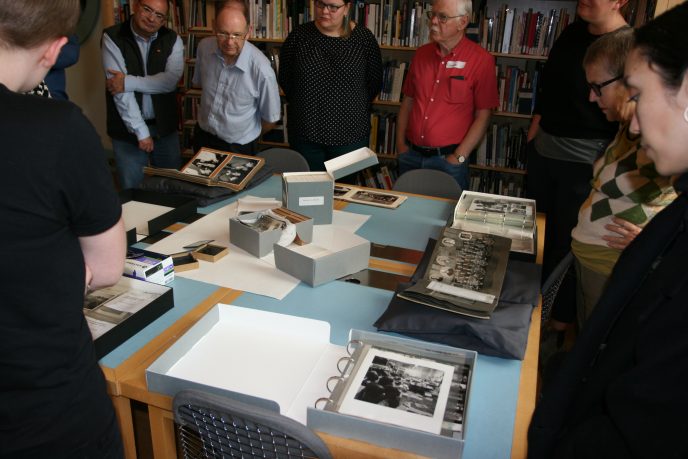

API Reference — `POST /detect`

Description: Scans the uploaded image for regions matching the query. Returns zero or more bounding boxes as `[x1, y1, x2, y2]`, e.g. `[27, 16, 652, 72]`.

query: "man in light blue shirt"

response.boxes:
[192, 1, 281, 155]
[102, 0, 184, 189]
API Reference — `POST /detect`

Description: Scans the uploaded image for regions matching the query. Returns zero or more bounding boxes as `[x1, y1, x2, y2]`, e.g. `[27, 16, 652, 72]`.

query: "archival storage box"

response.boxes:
[230, 208, 314, 258]
[273, 227, 370, 287]
[85, 276, 173, 359]
[283, 147, 378, 224]
[145, 305, 474, 459]
[120, 189, 197, 245]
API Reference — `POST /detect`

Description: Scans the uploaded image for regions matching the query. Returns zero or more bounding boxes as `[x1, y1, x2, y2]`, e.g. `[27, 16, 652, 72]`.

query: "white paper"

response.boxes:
[122, 201, 173, 236]
[146, 202, 300, 300]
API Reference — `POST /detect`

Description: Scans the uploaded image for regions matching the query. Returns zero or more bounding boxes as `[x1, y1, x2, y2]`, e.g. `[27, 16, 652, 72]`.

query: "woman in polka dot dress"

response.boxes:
[279, 0, 383, 172]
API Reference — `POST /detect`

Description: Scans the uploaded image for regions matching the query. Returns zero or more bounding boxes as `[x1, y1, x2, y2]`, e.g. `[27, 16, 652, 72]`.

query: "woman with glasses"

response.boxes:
[529, 0, 629, 342]
[570, 27, 676, 328]
[278, 0, 382, 172]
[529, 4, 688, 456]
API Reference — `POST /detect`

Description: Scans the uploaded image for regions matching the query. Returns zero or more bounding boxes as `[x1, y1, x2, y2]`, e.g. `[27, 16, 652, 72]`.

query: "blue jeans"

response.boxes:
[397, 147, 469, 191]
[112, 127, 181, 190]
[290, 137, 369, 173]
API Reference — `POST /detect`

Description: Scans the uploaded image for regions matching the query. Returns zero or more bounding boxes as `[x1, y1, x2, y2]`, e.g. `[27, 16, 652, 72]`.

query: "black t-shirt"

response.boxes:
[278, 22, 383, 145]
[0, 84, 122, 455]
[534, 20, 618, 140]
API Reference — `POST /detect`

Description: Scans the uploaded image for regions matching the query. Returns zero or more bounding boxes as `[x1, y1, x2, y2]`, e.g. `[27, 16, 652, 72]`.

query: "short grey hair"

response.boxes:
[433, 0, 472, 17]
[583, 26, 634, 78]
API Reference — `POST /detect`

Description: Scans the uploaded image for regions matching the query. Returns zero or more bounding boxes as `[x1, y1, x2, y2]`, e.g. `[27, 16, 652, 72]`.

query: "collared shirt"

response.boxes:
[193, 38, 281, 145]
[402, 36, 498, 147]
[101, 24, 184, 141]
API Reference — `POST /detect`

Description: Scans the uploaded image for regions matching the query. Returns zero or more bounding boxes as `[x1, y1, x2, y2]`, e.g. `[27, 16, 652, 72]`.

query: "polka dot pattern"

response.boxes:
[279, 21, 382, 145]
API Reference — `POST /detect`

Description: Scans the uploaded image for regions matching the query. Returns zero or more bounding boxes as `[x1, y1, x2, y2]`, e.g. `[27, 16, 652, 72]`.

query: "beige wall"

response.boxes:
[65, 6, 110, 150]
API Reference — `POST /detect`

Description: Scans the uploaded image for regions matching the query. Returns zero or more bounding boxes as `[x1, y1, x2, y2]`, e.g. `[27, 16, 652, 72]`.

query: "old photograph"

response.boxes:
[334, 185, 352, 197]
[181, 149, 226, 177]
[338, 347, 454, 434]
[238, 212, 287, 232]
[350, 190, 400, 205]
[216, 156, 258, 185]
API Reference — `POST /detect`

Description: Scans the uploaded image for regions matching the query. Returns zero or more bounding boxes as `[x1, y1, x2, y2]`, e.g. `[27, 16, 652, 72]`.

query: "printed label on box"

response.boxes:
[299, 196, 325, 206]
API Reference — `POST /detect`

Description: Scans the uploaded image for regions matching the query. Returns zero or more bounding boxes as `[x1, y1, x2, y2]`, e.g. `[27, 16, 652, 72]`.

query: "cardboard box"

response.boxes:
[230, 208, 313, 258]
[192, 244, 229, 262]
[85, 276, 173, 359]
[283, 147, 378, 225]
[172, 253, 199, 272]
[124, 249, 174, 285]
[120, 190, 197, 246]
[273, 227, 370, 286]
[145, 305, 475, 459]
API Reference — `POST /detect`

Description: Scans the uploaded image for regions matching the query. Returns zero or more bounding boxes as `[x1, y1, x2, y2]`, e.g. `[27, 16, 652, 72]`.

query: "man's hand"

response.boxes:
[602, 216, 642, 250]
[106, 69, 126, 95]
[138, 137, 154, 153]
[396, 141, 409, 155]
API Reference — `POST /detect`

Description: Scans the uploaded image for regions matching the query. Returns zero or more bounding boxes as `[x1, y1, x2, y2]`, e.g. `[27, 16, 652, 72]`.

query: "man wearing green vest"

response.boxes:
[102, 0, 184, 189]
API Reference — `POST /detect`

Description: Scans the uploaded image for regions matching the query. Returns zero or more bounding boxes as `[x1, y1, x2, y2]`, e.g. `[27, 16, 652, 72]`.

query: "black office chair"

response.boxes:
[256, 148, 310, 174]
[392, 169, 463, 200]
[540, 251, 575, 322]
[173, 389, 332, 459]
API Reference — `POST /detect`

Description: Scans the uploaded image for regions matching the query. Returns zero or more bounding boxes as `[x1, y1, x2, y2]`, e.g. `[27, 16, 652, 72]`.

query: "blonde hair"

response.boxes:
[0, 0, 79, 49]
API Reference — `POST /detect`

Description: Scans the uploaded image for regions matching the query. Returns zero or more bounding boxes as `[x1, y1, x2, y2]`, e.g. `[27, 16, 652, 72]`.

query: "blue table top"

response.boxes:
[103, 176, 525, 458]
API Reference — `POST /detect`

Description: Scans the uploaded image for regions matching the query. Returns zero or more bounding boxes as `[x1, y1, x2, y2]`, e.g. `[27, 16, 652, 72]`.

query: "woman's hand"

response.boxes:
[602, 216, 642, 250]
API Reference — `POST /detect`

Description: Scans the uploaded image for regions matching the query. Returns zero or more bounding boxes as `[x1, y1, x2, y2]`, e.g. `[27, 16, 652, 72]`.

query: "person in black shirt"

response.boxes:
[528, 0, 629, 338]
[279, 0, 382, 172]
[528, 4, 688, 456]
[0, 1, 126, 457]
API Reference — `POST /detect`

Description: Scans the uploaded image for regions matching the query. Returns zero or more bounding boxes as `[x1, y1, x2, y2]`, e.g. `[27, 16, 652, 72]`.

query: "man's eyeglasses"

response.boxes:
[216, 32, 248, 42]
[314, 0, 346, 13]
[140, 4, 167, 22]
[426, 11, 463, 23]
[588, 75, 623, 97]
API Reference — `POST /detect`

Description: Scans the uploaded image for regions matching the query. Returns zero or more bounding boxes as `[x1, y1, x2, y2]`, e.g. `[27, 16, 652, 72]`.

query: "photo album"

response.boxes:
[318, 339, 473, 438]
[334, 185, 407, 209]
[399, 226, 511, 319]
[451, 190, 536, 254]
[144, 147, 264, 191]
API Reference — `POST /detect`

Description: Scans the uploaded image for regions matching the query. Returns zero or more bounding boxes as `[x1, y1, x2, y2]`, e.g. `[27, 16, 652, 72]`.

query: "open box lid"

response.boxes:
[324, 147, 378, 180]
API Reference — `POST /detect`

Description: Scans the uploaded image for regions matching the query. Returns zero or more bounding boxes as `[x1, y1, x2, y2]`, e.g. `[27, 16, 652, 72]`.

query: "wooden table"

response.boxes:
[102, 185, 544, 459]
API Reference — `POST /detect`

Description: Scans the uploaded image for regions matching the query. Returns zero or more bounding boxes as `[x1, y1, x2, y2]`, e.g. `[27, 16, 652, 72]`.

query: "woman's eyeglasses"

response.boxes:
[588, 75, 623, 97]
[314, 0, 346, 13]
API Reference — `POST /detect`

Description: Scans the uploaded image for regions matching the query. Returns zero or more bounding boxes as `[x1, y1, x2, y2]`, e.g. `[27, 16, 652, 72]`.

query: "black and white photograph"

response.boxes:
[238, 212, 287, 232]
[338, 347, 454, 434]
[441, 363, 471, 435]
[334, 185, 352, 197]
[350, 190, 399, 205]
[333, 185, 407, 209]
[216, 156, 257, 185]
[181, 149, 225, 177]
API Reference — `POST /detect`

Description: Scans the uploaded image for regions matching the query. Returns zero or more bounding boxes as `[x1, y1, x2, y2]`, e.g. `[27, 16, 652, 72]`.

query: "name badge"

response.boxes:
[446, 60, 466, 69]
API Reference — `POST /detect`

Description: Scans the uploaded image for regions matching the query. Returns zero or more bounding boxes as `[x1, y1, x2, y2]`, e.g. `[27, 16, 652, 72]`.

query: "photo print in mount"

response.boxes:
[337, 347, 454, 434]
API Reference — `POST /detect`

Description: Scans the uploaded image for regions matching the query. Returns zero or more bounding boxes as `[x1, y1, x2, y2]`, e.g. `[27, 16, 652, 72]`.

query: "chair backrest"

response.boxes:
[541, 251, 575, 321]
[256, 148, 310, 173]
[392, 169, 463, 200]
[173, 389, 332, 459]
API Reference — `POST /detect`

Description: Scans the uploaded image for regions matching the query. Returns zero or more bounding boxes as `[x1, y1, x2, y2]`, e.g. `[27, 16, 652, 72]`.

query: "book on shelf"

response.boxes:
[451, 190, 535, 254]
[477, 4, 572, 56]
[144, 147, 264, 191]
[469, 169, 526, 197]
[334, 185, 407, 208]
[399, 226, 512, 319]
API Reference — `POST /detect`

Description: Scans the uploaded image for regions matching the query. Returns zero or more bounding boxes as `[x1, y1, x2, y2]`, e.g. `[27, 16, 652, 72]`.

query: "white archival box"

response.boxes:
[145, 305, 476, 458]
[283, 147, 378, 224]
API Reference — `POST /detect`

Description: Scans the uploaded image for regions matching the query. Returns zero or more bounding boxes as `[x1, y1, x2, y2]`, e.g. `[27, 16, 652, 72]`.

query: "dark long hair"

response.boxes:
[633, 2, 688, 91]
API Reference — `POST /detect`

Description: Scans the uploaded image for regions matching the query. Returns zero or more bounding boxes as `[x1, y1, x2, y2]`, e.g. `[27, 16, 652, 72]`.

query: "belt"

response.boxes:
[411, 143, 459, 157]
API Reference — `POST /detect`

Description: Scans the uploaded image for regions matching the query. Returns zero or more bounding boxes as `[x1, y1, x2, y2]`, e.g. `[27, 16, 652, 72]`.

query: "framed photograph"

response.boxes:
[337, 347, 454, 435]
[333, 185, 407, 209]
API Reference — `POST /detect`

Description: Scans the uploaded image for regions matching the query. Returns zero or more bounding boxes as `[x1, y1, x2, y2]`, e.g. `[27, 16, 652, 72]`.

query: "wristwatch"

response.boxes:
[456, 154, 466, 163]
